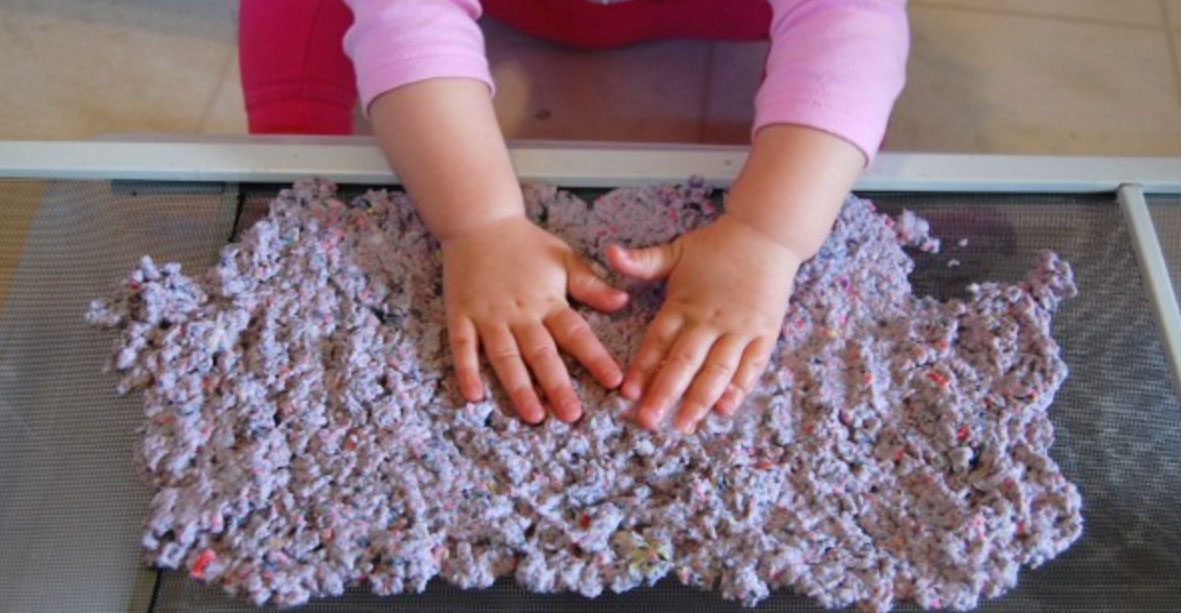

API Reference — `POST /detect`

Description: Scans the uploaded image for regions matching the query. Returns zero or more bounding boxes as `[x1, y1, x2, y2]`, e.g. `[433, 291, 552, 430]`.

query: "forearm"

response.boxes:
[724, 124, 864, 260]
[370, 78, 523, 242]
[756, 0, 908, 162]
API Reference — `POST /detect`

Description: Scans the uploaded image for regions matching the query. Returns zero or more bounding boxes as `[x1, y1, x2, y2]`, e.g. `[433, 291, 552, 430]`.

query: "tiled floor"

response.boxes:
[0, 0, 240, 138]
[2, 0, 1181, 309]
[0, 0, 1179, 153]
[892, 1, 1181, 154]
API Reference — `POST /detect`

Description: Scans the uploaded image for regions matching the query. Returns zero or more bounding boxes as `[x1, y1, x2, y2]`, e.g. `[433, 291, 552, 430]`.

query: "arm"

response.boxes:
[755, 0, 909, 162]
[737, 0, 908, 254]
[370, 79, 522, 241]
[344, 0, 514, 237]
[610, 0, 908, 432]
[349, 1, 627, 424]
[343, 0, 493, 114]
[373, 81, 629, 424]
[725, 124, 864, 263]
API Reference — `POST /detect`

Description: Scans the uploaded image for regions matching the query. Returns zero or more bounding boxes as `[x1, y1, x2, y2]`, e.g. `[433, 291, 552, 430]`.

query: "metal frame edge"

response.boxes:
[1118, 183, 1181, 399]
[1, 138, 1180, 193]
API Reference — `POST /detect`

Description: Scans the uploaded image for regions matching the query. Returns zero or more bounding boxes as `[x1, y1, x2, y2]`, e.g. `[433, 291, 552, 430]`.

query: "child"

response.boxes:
[239, 0, 908, 433]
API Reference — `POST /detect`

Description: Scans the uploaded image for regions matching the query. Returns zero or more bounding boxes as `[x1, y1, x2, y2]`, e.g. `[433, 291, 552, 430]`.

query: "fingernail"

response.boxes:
[467, 376, 485, 397]
[722, 388, 742, 412]
[514, 394, 543, 424]
[621, 380, 640, 400]
[605, 369, 624, 389]
[462, 378, 478, 397]
[637, 408, 660, 431]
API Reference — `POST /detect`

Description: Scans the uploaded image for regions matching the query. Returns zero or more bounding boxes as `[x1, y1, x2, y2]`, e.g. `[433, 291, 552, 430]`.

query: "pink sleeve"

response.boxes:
[342, 0, 493, 112]
[755, 0, 909, 162]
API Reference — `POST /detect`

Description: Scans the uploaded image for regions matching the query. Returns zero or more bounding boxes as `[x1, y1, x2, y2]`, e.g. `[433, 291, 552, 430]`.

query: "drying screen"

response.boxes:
[1, 180, 1178, 612]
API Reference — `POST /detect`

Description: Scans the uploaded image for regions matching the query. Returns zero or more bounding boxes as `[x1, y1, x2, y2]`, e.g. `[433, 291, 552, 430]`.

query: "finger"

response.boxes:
[715, 336, 775, 417]
[673, 334, 745, 433]
[714, 383, 743, 417]
[605, 242, 679, 281]
[620, 312, 683, 400]
[635, 326, 716, 430]
[447, 316, 483, 402]
[514, 323, 581, 423]
[545, 307, 622, 389]
[479, 324, 545, 424]
[566, 256, 628, 312]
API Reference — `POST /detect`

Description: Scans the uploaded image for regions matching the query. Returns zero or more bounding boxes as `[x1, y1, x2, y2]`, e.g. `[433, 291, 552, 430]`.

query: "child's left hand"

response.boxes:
[606, 214, 804, 433]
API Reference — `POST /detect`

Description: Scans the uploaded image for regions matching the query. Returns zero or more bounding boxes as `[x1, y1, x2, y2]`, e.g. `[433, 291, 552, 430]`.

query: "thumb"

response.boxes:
[567, 256, 629, 312]
[606, 242, 678, 281]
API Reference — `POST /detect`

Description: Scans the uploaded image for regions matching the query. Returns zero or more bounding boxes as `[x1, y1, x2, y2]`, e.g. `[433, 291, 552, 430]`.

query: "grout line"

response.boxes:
[696, 42, 717, 144]
[1162, 1, 1181, 107]
[910, 0, 1164, 31]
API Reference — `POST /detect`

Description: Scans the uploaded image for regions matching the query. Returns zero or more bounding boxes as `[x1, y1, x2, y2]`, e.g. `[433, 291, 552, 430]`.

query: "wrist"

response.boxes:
[718, 209, 813, 265]
[716, 212, 808, 268]
[438, 210, 529, 248]
[369, 78, 528, 245]
[723, 124, 864, 261]
[433, 200, 526, 244]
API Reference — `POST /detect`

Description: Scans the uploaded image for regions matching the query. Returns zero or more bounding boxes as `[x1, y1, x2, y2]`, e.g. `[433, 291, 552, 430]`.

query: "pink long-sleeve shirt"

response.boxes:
[342, 0, 908, 161]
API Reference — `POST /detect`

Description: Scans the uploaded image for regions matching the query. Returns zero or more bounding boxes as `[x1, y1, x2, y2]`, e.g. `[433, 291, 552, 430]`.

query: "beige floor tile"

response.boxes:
[701, 41, 767, 145]
[482, 18, 711, 143]
[1172, 27, 1181, 99]
[914, 0, 1164, 27]
[3, 0, 235, 40]
[0, 3, 235, 140]
[884, 5, 1181, 155]
[1167, 1, 1181, 28]
[200, 50, 248, 135]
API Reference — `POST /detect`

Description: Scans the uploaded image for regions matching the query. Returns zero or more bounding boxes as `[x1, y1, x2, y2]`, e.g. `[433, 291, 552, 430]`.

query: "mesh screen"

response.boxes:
[2, 182, 1179, 612]
[0, 180, 240, 613]
[1148, 195, 1181, 310]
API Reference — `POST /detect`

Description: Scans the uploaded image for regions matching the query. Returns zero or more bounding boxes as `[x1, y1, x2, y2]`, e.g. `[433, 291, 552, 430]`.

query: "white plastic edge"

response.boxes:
[1118, 183, 1181, 399]
[1, 138, 1180, 193]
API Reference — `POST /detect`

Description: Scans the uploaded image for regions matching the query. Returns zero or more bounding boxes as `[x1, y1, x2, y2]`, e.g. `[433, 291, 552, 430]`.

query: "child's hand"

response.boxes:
[607, 214, 803, 433]
[444, 215, 629, 424]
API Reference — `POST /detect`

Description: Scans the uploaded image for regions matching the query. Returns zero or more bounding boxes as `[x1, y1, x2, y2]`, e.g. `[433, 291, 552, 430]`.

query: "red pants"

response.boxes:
[239, 0, 771, 135]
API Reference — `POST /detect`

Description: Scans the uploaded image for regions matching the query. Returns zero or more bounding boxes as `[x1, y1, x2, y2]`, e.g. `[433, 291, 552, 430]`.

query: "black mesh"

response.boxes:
[1148, 195, 1181, 311]
[0, 180, 240, 613]
[2, 182, 1179, 612]
[858, 193, 1181, 612]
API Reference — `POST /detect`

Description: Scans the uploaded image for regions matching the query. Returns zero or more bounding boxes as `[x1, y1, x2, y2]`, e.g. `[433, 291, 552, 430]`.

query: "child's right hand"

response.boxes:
[442, 215, 629, 424]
